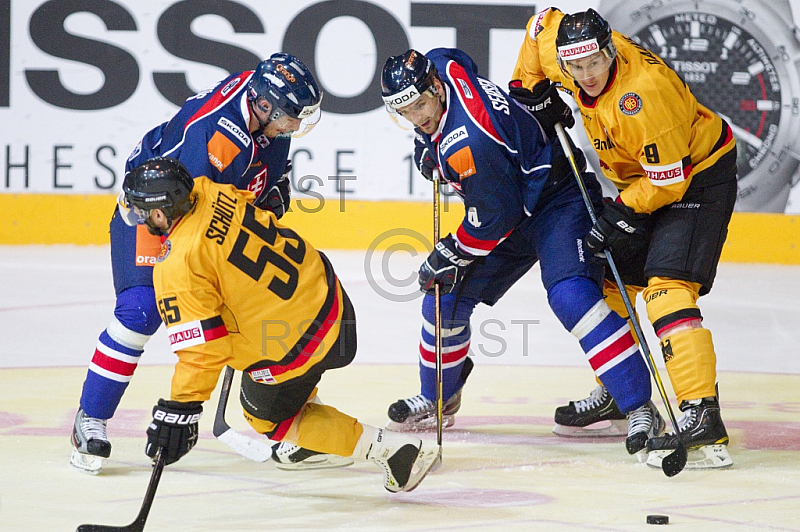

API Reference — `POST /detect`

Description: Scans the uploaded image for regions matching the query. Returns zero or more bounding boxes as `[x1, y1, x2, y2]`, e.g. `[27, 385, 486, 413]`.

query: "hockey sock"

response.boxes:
[419, 293, 478, 401]
[548, 276, 651, 413]
[80, 286, 162, 419]
[661, 327, 717, 402]
[645, 278, 717, 402]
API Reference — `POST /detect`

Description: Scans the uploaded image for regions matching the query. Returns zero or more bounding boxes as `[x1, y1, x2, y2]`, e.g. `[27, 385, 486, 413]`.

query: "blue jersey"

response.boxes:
[420, 48, 564, 257]
[126, 71, 290, 200]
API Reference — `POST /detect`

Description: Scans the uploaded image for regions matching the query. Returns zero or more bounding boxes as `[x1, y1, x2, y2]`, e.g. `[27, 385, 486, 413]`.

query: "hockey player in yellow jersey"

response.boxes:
[117, 157, 439, 492]
[510, 8, 736, 469]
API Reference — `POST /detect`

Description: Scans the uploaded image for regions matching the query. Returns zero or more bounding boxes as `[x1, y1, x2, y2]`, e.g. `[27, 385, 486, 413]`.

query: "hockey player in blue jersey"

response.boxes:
[70, 53, 339, 473]
[380, 48, 665, 457]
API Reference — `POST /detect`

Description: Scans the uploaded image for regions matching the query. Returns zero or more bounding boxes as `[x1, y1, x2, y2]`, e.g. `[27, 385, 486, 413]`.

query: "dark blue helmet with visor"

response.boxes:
[380, 49, 439, 111]
[247, 53, 322, 137]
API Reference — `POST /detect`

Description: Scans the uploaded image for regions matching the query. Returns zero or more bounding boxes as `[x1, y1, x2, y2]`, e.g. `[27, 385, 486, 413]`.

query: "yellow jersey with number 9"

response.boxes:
[512, 8, 735, 214]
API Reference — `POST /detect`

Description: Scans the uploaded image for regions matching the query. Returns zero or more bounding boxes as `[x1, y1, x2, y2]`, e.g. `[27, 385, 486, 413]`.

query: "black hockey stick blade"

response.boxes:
[76, 449, 167, 532]
[212, 366, 236, 438]
[661, 441, 688, 477]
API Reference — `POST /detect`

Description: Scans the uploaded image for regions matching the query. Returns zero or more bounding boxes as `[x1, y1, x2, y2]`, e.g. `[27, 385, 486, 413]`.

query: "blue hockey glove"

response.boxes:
[585, 198, 650, 255]
[413, 134, 442, 183]
[418, 234, 474, 294]
[256, 161, 292, 219]
[145, 399, 202, 465]
[509, 79, 574, 137]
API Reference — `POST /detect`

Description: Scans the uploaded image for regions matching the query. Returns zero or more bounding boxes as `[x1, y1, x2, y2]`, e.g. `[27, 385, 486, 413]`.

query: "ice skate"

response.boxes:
[363, 427, 439, 493]
[646, 396, 732, 470]
[552, 385, 627, 437]
[625, 400, 665, 460]
[70, 408, 112, 474]
[385, 390, 462, 432]
[271, 441, 354, 471]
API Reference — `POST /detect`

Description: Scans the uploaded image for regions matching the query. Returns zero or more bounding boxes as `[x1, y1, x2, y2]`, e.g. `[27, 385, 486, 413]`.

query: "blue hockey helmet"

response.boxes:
[119, 157, 195, 229]
[380, 49, 439, 111]
[248, 53, 322, 136]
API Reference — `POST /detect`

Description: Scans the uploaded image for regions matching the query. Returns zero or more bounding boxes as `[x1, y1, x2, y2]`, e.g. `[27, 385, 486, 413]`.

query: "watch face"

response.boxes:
[630, 13, 781, 183]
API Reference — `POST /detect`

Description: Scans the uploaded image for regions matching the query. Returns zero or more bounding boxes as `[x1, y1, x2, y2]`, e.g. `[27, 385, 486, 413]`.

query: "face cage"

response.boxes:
[557, 43, 617, 82]
[383, 87, 440, 131]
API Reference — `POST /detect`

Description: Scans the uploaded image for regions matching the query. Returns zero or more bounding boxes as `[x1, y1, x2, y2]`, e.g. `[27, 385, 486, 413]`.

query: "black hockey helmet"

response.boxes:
[120, 157, 195, 227]
[248, 53, 322, 136]
[556, 9, 616, 77]
[381, 49, 439, 110]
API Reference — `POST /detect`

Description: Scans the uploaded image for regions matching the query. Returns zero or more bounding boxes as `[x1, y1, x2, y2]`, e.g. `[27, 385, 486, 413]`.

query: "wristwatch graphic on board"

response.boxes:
[600, 0, 800, 212]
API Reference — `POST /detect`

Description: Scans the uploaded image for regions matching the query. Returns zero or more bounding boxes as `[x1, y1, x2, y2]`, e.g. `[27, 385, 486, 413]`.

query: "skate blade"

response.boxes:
[70, 449, 104, 474]
[552, 419, 627, 438]
[385, 415, 455, 433]
[402, 443, 441, 493]
[646, 444, 733, 470]
[274, 455, 354, 471]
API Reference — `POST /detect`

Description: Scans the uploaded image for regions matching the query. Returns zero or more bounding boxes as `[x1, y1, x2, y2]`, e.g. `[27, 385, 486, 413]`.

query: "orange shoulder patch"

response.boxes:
[207, 131, 240, 173]
[135, 225, 161, 266]
[446, 146, 477, 180]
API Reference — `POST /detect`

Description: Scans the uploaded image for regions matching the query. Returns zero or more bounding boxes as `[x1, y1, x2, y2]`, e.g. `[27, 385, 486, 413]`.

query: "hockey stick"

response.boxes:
[554, 123, 687, 477]
[76, 448, 166, 532]
[432, 170, 444, 456]
[213, 366, 273, 462]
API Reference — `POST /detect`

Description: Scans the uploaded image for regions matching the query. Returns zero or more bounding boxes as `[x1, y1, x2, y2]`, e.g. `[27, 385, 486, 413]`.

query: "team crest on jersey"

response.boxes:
[255, 134, 269, 148]
[157, 239, 171, 262]
[619, 92, 643, 115]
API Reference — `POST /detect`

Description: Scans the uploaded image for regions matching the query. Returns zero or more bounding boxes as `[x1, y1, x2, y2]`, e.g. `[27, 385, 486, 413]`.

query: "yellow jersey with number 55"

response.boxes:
[152, 177, 346, 403]
[512, 8, 735, 214]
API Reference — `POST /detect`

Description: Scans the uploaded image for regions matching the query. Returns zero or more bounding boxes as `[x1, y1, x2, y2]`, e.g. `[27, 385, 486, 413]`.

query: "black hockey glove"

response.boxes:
[413, 134, 442, 182]
[418, 234, 474, 294]
[145, 399, 203, 465]
[585, 198, 650, 256]
[257, 161, 292, 219]
[508, 79, 574, 137]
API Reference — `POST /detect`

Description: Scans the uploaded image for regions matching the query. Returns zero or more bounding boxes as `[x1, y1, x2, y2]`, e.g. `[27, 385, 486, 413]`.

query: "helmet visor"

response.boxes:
[117, 191, 147, 227]
[268, 99, 322, 138]
[383, 88, 439, 131]
[558, 48, 615, 82]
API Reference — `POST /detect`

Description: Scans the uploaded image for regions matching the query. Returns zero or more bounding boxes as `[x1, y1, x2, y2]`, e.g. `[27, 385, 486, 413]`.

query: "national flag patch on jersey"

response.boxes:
[249, 368, 277, 384]
[166, 316, 228, 352]
[447, 146, 477, 179]
[207, 131, 240, 172]
[618, 92, 643, 115]
[247, 166, 268, 198]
